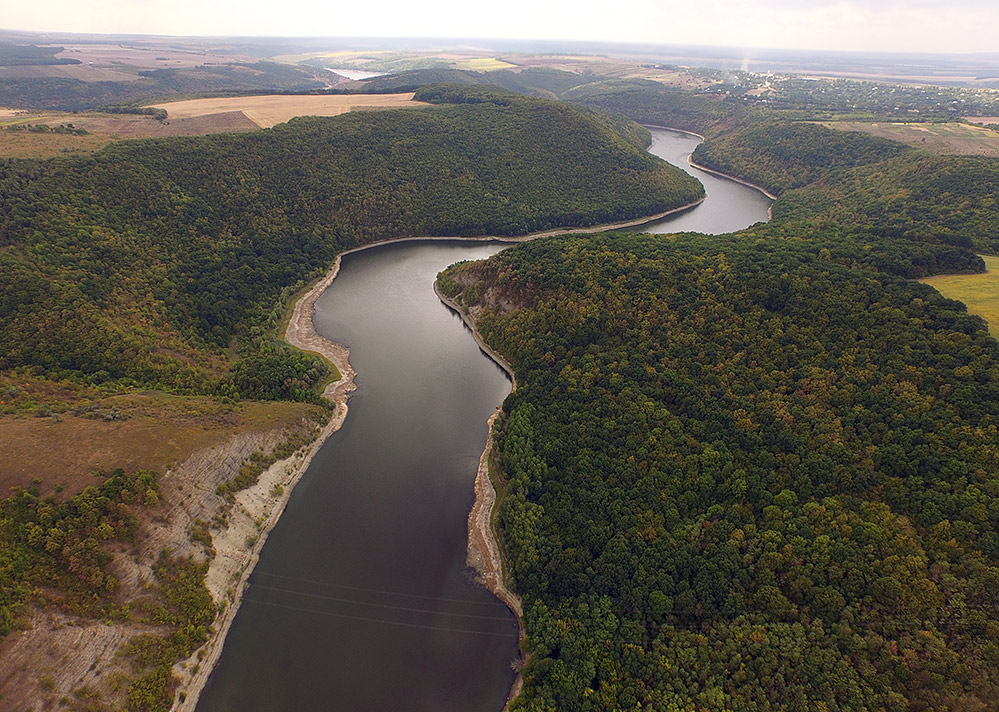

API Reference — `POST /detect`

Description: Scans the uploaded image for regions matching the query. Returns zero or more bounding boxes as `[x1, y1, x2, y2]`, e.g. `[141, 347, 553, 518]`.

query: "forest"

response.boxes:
[442, 228, 999, 711]
[438, 79, 999, 711]
[0, 86, 702, 400]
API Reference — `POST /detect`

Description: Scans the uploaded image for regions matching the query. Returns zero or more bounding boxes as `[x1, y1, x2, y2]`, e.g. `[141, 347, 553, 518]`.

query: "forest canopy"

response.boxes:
[0, 87, 701, 399]
[442, 229, 999, 711]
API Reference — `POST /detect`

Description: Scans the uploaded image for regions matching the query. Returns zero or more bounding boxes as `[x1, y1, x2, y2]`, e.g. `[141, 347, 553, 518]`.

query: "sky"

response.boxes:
[4, 0, 999, 55]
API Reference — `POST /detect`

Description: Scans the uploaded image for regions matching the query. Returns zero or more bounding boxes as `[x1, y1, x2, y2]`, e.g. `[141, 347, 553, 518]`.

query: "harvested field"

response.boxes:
[967, 116, 999, 126]
[0, 110, 262, 157]
[0, 64, 139, 82]
[67, 110, 260, 136]
[150, 92, 425, 128]
[921, 255, 999, 334]
[818, 121, 999, 156]
[0, 391, 321, 498]
[457, 57, 518, 71]
[54, 43, 254, 70]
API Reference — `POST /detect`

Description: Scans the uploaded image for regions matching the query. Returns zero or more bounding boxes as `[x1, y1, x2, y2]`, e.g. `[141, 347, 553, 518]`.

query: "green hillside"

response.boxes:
[442, 230, 999, 711]
[0, 87, 702, 400]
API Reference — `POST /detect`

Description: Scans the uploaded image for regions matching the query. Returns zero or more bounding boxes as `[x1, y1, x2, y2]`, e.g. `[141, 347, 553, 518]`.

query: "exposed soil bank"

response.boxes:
[436, 284, 526, 710]
[687, 158, 778, 201]
[172, 261, 359, 711]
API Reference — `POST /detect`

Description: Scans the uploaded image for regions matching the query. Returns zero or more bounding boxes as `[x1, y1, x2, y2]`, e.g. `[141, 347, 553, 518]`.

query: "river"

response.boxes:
[195, 127, 771, 711]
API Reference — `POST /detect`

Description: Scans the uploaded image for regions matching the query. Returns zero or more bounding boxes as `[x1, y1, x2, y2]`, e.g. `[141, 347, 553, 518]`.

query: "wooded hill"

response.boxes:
[0, 86, 702, 401]
[439, 82, 999, 710]
[442, 228, 999, 711]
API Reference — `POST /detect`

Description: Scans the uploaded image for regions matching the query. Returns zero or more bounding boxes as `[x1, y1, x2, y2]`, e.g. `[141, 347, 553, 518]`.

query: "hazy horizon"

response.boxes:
[2, 0, 998, 56]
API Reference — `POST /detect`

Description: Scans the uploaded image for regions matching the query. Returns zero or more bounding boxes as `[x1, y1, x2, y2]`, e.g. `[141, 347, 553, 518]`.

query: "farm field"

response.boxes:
[0, 93, 423, 158]
[54, 42, 258, 70]
[149, 91, 425, 127]
[0, 64, 140, 82]
[456, 57, 517, 70]
[818, 120, 999, 155]
[921, 254, 999, 333]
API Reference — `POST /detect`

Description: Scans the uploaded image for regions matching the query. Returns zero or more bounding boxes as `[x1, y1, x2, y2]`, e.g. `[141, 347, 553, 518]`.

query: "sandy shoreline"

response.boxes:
[687, 157, 778, 201]
[172, 197, 710, 711]
[436, 284, 527, 709]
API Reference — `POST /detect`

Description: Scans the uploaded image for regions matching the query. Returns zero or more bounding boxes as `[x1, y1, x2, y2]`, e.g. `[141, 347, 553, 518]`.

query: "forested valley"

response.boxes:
[4, 58, 999, 710]
[440, 80, 999, 711]
[0, 85, 703, 709]
[0, 86, 701, 402]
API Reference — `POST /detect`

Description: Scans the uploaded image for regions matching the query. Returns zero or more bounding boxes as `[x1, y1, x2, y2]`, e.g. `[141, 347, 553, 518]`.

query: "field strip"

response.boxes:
[150, 93, 425, 128]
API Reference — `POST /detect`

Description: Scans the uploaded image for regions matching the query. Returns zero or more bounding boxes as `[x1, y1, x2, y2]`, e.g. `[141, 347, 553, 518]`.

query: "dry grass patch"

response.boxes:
[921, 255, 999, 334]
[0, 110, 264, 158]
[149, 92, 425, 128]
[0, 389, 322, 498]
[0, 129, 112, 158]
[818, 121, 999, 156]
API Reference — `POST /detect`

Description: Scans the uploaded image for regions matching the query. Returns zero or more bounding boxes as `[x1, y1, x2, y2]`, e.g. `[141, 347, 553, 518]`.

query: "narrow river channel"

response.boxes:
[195, 128, 772, 711]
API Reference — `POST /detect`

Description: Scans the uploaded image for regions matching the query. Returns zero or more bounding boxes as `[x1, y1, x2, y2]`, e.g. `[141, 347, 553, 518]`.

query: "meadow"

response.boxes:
[921, 254, 999, 332]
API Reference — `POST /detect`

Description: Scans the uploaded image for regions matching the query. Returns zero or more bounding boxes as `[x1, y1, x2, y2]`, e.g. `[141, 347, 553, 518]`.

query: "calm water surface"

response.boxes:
[633, 127, 772, 235]
[196, 128, 770, 712]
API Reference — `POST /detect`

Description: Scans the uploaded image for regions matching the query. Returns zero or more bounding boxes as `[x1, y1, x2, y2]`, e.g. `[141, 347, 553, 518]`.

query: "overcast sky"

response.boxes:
[4, 0, 998, 55]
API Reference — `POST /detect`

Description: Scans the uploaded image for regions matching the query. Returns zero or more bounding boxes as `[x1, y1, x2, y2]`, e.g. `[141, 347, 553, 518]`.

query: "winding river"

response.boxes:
[195, 128, 772, 711]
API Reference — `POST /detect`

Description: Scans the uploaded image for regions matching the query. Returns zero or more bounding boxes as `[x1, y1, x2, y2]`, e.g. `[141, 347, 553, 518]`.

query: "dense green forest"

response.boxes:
[0, 41, 79, 66]
[566, 79, 747, 137]
[571, 80, 999, 254]
[435, 79, 999, 710]
[441, 229, 999, 711]
[0, 87, 701, 399]
[690, 121, 912, 196]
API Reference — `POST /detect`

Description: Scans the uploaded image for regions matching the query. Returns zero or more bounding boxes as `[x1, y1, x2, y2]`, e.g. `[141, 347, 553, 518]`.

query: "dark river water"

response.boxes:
[195, 128, 771, 712]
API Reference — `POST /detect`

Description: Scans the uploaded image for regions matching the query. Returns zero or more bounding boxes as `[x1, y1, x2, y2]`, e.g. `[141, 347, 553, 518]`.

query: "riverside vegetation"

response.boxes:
[438, 79, 999, 711]
[0, 86, 701, 709]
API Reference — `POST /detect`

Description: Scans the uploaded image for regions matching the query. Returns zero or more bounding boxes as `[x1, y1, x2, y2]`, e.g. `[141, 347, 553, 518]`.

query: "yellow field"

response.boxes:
[818, 121, 999, 156]
[149, 92, 425, 128]
[921, 255, 999, 333]
[456, 58, 518, 71]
